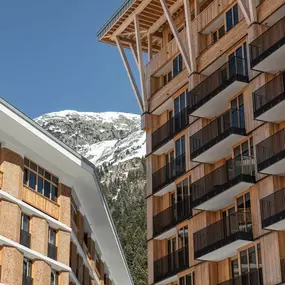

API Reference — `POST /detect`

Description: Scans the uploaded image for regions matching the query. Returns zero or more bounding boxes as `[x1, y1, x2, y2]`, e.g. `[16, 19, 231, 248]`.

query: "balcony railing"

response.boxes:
[191, 155, 255, 209]
[281, 258, 285, 283]
[250, 16, 285, 69]
[218, 268, 263, 285]
[187, 57, 248, 116]
[152, 107, 189, 152]
[48, 243, 58, 260]
[256, 128, 285, 172]
[190, 109, 246, 160]
[20, 229, 31, 248]
[152, 153, 186, 194]
[260, 187, 285, 229]
[22, 275, 33, 285]
[194, 210, 253, 259]
[153, 196, 192, 237]
[154, 246, 189, 283]
[253, 72, 285, 120]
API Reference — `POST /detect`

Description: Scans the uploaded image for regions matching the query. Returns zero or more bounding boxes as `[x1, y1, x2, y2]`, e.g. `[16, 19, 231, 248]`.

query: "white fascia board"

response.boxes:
[0, 234, 70, 272]
[0, 190, 71, 233]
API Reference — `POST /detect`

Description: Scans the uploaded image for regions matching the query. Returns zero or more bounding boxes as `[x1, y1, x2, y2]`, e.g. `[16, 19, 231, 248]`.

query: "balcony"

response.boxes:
[153, 196, 192, 239]
[48, 243, 58, 260]
[154, 246, 189, 284]
[152, 107, 189, 154]
[20, 229, 31, 248]
[260, 187, 285, 231]
[218, 268, 263, 285]
[194, 210, 253, 261]
[281, 258, 285, 284]
[190, 109, 246, 163]
[22, 275, 33, 285]
[256, 128, 285, 175]
[152, 153, 186, 196]
[188, 57, 248, 118]
[192, 155, 255, 211]
[253, 72, 285, 123]
[250, 16, 285, 73]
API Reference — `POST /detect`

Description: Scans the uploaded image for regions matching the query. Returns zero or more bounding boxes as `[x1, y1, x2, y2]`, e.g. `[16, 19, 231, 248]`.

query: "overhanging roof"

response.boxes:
[0, 97, 133, 285]
[97, 0, 183, 52]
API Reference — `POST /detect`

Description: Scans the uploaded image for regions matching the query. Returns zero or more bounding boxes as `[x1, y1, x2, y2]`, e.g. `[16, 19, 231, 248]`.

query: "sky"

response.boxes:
[0, 0, 141, 118]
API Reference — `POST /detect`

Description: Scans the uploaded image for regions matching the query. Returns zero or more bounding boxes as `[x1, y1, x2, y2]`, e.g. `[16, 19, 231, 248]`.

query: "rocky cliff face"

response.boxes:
[35, 111, 147, 285]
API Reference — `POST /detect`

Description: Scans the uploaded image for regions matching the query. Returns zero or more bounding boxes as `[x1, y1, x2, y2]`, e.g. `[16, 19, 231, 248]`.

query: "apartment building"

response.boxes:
[98, 0, 285, 285]
[0, 98, 133, 285]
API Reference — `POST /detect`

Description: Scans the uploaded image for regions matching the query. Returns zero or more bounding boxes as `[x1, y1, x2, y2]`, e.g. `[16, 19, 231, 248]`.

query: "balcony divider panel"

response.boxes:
[152, 153, 186, 194]
[250, 16, 285, 68]
[191, 155, 255, 208]
[253, 72, 285, 119]
[194, 210, 253, 259]
[187, 57, 248, 115]
[190, 108, 246, 160]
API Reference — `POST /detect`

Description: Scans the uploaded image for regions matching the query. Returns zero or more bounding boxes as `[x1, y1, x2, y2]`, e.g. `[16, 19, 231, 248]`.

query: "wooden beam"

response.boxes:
[115, 36, 144, 113]
[129, 43, 139, 68]
[134, 15, 148, 112]
[148, 33, 153, 61]
[248, 0, 257, 23]
[159, 0, 191, 74]
[237, 0, 251, 25]
[184, 0, 196, 72]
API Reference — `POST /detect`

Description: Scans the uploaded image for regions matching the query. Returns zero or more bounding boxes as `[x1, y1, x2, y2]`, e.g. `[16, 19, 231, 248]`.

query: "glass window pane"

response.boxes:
[45, 171, 51, 181]
[240, 249, 248, 274]
[51, 185, 58, 202]
[219, 25, 225, 37]
[29, 171, 36, 190]
[257, 243, 262, 267]
[226, 9, 233, 31]
[38, 177, 43, 195]
[38, 167, 44, 175]
[175, 139, 181, 157]
[242, 141, 249, 156]
[213, 31, 218, 43]
[24, 169, 28, 185]
[179, 277, 185, 285]
[233, 4, 239, 25]
[186, 275, 192, 285]
[30, 161, 37, 172]
[174, 97, 180, 115]
[181, 136, 185, 154]
[180, 92, 186, 110]
[44, 180, 51, 199]
[173, 56, 178, 77]
[49, 229, 56, 245]
[52, 176, 58, 185]
[234, 146, 240, 157]
[24, 158, 29, 167]
[237, 196, 244, 210]
[231, 259, 239, 278]
[22, 215, 29, 232]
[249, 246, 257, 270]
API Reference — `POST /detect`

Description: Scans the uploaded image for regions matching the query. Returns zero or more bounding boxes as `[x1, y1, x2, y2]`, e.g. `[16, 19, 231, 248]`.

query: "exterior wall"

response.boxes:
[145, 0, 285, 285]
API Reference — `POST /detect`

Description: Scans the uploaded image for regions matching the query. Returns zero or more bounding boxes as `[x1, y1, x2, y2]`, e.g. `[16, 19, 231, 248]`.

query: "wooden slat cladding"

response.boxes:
[22, 185, 59, 220]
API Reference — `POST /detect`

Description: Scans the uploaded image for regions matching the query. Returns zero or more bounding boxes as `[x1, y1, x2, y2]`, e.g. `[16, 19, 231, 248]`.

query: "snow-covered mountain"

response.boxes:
[35, 110, 146, 165]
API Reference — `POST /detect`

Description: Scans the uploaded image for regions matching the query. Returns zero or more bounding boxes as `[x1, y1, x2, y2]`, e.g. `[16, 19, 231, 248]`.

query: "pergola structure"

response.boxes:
[97, 0, 258, 114]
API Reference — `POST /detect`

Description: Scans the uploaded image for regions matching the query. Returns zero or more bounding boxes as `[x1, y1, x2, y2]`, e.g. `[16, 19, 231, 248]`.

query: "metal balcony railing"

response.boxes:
[194, 210, 253, 259]
[154, 246, 189, 283]
[153, 196, 192, 237]
[191, 155, 255, 208]
[152, 153, 186, 194]
[152, 107, 189, 152]
[22, 275, 33, 285]
[250, 16, 285, 68]
[260, 187, 285, 229]
[218, 268, 263, 285]
[20, 229, 31, 248]
[48, 243, 58, 260]
[187, 57, 248, 115]
[190, 108, 246, 160]
[256, 128, 285, 172]
[253, 72, 285, 119]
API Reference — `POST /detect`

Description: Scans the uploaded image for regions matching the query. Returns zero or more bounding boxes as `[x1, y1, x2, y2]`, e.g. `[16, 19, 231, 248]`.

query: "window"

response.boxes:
[231, 94, 244, 128]
[178, 226, 188, 249]
[177, 177, 190, 203]
[23, 257, 32, 278]
[179, 272, 195, 285]
[239, 243, 262, 274]
[21, 214, 30, 233]
[167, 236, 177, 254]
[228, 43, 248, 76]
[234, 137, 254, 158]
[49, 228, 56, 246]
[226, 4, 238, 31]
[175, 136, 185, 157]
[231, 258, 239, 278]
[213, 25, 225, 43]
[71, 196, 78, 225]
[174, 92, 186, 115]
[50, 269, 58, 285]
[173, 54, 183, 77]
[24, 158, 58, 202]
